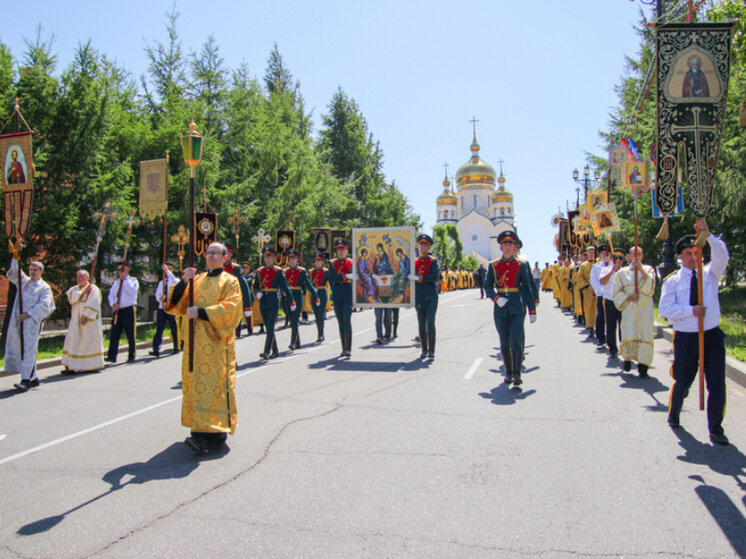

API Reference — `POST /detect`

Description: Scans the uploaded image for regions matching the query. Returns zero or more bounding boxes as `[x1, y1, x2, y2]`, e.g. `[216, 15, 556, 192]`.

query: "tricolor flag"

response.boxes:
[628, 138, 641, 161]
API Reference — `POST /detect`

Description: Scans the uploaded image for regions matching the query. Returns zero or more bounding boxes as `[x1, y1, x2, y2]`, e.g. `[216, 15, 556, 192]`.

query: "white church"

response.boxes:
[436, 131, 517, 266]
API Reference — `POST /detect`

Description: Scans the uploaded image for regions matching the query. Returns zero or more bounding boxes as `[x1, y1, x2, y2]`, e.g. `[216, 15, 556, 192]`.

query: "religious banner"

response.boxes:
[609, 147, 626, 186]
[351, 226, 415, 308]
[0, 131, 34, 238]
[652, 186, 684, 218]
[275, 229, 295, 267]
[312, 227, 332, 260]
[558, 218, 570, 253]
[331, 228, 348, 245]
[194, 212, 217, 257]
[567, 210, 580, 248]
[656, 23, 733, 217]
[622, 160, 649, 194]
[139, 158, 168, 220]
[592, 203, 621, 236]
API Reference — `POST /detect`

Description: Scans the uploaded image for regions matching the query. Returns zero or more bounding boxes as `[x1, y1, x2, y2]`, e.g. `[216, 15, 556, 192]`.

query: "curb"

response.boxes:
[654, 322, 746, 389]
[0, 340, 156, 379]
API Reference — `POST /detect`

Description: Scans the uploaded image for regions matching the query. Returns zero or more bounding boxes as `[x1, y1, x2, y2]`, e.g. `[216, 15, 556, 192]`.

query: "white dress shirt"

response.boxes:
[600, 265, 617, 300]
[590, 260, 607, 297]
[154, 270, 178, 309]
[659, 235, 729, 333]
[108, 275, 139, 308]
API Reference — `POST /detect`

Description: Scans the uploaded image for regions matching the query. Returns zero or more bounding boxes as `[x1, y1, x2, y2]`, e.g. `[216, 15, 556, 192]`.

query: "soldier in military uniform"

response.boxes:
[222, 241, 253, 339]
[413, 234, 440, 360]
[283, 249, 319, 351]
[252, 247, 293, 361]
[310, 252, 329, 344]
[485, 231, 536, 386]
[328, 239, 356, 358]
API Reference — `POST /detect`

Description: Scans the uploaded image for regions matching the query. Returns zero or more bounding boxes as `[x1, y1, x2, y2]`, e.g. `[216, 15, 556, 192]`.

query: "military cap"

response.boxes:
[313, 252, 325, 261]
[586, 245, 596, 253]
[223, 241, 236, 254]
[515, 238, 523, 248]
[417, 233, 434, 245]
[497, 231, 519, 244]
[596, 242, 610, 252]
[334, 238, 350, 249]
[286, 248, 300, 258]
[612, 249, 626, 259]
[675, 234, 697, 254]
[262, 246, 276, 255]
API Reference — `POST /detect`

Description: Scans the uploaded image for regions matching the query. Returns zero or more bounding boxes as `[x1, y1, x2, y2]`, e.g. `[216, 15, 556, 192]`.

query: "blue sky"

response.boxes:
[2, 0, 650, 265]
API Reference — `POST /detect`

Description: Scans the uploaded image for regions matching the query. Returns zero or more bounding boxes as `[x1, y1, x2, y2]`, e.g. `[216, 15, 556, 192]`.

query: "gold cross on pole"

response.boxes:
[122, 208, 141, 262]
[228, 209, 246, 251]
[170, 224, 189, 272]
[252, 227, 271, 255]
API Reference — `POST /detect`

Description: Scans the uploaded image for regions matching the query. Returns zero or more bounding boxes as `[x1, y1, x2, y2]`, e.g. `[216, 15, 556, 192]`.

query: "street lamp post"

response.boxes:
[572, 164, 600, 202]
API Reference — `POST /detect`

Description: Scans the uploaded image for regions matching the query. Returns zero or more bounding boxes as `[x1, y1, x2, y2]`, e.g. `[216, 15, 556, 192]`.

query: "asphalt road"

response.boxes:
[0, 290, 744, 558]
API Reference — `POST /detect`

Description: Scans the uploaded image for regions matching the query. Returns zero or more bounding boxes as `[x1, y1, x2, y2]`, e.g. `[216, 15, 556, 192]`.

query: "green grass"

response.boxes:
[1, 322, 160, 368]
[655, 285, 745, 362]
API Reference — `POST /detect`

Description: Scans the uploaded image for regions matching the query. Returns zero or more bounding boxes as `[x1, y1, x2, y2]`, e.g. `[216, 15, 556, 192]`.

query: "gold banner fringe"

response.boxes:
[656, 216, 670, 241]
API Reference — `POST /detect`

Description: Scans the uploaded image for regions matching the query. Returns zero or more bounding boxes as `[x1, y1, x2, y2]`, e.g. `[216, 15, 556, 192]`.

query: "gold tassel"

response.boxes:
[739, 102, 746, 127]
[656, 216, 670, 240]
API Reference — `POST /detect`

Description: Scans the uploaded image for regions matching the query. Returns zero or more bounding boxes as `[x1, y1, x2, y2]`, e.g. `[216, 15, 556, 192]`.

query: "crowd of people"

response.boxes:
[539, 219, 731, 446]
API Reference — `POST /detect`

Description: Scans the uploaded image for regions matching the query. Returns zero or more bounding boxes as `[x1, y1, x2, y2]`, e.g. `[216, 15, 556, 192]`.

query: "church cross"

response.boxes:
[252, 227, 271, 255]
[443, 162, 449, 177]
[170, 224, 189, 271]
[469, 116, 479, 136]
[122, 208, 141, 262]
[670, 106, 717, 200]
[497, 158, 505, 174]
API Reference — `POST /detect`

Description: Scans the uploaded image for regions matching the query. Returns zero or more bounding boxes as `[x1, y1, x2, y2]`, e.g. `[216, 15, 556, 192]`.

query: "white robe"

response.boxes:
[62, 283, 105, 371]
[4, 259, 55, 380]
[612, 264, 656, 366]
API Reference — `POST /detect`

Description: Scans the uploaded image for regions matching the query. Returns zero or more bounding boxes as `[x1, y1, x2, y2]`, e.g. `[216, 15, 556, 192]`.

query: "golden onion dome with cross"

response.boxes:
[436, 173, 457, 206]
[492, 172, 513, 203]
[456, 134, 497, 190]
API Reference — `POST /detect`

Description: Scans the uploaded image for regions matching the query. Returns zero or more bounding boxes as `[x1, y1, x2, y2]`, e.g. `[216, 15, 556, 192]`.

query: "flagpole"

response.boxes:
[695, 219, 706, 411]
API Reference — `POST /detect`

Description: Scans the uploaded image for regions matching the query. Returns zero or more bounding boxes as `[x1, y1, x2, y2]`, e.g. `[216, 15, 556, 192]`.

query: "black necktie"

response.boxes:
[689, 270, 698, 306]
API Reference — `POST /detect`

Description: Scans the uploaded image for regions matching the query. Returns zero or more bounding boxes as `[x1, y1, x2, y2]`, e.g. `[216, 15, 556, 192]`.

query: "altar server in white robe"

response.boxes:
[5, 243, 55, 392]
[612, 246, 656, 378]
[62, 269, 105, 373]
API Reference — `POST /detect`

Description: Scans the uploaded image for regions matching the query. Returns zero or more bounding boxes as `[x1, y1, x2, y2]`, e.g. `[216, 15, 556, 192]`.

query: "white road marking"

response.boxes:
[463, 357, 483, 380]
[0, 307, 428, 467]
[0, 434, 6, 441]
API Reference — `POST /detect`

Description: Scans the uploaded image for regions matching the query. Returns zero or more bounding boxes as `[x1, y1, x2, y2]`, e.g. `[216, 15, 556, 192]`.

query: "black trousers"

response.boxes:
[596, 296, 606, 344]
[669, 327, 727, 435]
[108, 305, 136, 361]
[152, 308, 178, 354]
[604, 299, 621, 354]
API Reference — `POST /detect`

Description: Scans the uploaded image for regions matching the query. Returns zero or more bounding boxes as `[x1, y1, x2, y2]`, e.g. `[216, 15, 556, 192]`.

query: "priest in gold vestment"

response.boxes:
[62, 270, 105, 372]
[166, 242, 242, 454]
[612, 246, 655, 378]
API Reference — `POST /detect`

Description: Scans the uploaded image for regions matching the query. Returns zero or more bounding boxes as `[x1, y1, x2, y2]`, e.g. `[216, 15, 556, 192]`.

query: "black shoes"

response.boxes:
[623, 360, 632, 372]
[376, 337, 383, 345]
[710, 432, 729, 446]
[503, 373, 513, 384]
[104, 357, 116, 363]
[184, 436, 209, 454]
[149, 350, 160, 358]
[127, 357, 136, 363]
[512, 376, 523, 387]
[667, 415, 680, 429]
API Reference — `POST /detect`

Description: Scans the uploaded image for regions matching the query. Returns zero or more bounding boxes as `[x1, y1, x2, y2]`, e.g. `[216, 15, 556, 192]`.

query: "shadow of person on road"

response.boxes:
[17, 441, 222, 536]
[673, 429, 746, 491]
[687, 475, 746, 557]
[479, 384, 536, 405]
[617, 372, 669, 412]
[307, 357, 412, 373]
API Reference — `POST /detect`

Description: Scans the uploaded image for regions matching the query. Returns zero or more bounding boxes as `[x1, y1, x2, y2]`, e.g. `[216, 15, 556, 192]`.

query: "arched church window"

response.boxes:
[507, 208, 511, 215]
[500, 208, 505, 216]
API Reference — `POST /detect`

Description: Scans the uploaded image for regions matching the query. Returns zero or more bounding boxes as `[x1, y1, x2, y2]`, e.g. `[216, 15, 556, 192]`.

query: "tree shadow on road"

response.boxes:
[17, 441, 225, 536]
[479, 384, 536, 405]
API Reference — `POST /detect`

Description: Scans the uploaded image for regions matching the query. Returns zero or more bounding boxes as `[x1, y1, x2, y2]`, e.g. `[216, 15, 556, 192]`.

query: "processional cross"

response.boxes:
[170, 224, 189, 272]
[252, 227, 271, 255]
[122, 208, 141, 263]
[228, 209, 246, 251]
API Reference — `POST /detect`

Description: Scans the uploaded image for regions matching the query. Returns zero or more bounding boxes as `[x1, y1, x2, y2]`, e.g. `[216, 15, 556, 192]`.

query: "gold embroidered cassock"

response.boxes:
[540, 267, 552, 291]
[612, 265, 656, 366]
[575, 260, 596, 328]
[558, 266, 572, 309]
[166, 272, 242, 435]
[551, 264, 561, 301]
[571, 266, 583, 318]
[62, 284, 105, 371]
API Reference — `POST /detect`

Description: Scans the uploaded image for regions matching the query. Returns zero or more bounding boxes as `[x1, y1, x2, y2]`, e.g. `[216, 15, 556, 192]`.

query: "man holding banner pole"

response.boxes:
[659, 221, 730, 445]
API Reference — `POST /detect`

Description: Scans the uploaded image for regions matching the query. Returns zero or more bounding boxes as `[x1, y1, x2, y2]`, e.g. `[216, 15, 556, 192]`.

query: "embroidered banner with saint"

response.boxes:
[656, 23, 733, 217]
[194, 212, 217, 257]
[275, 230, 295, 267]
[312, 227, 332, 260]
[0, 131, 34, 238]
[139, 158, 168, 220]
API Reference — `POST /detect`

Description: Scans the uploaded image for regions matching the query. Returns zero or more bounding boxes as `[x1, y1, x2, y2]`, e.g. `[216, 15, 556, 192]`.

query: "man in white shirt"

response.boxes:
[150, 263, 179, 358]
[659, 221, 730, 445]
[106, 262, 139, 363]
[590, 243, 610, 347]
[599, 249, 624, 357]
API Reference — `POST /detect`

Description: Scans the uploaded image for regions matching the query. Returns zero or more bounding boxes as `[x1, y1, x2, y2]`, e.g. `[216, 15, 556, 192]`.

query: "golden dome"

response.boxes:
[456, 134, 496, 190]
[437, 169, 457, 206]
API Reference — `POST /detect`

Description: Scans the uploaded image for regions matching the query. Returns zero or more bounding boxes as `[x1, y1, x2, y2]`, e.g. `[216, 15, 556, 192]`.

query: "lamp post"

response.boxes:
[180, 120, 204, 372]
[572, 164, 601, 202]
